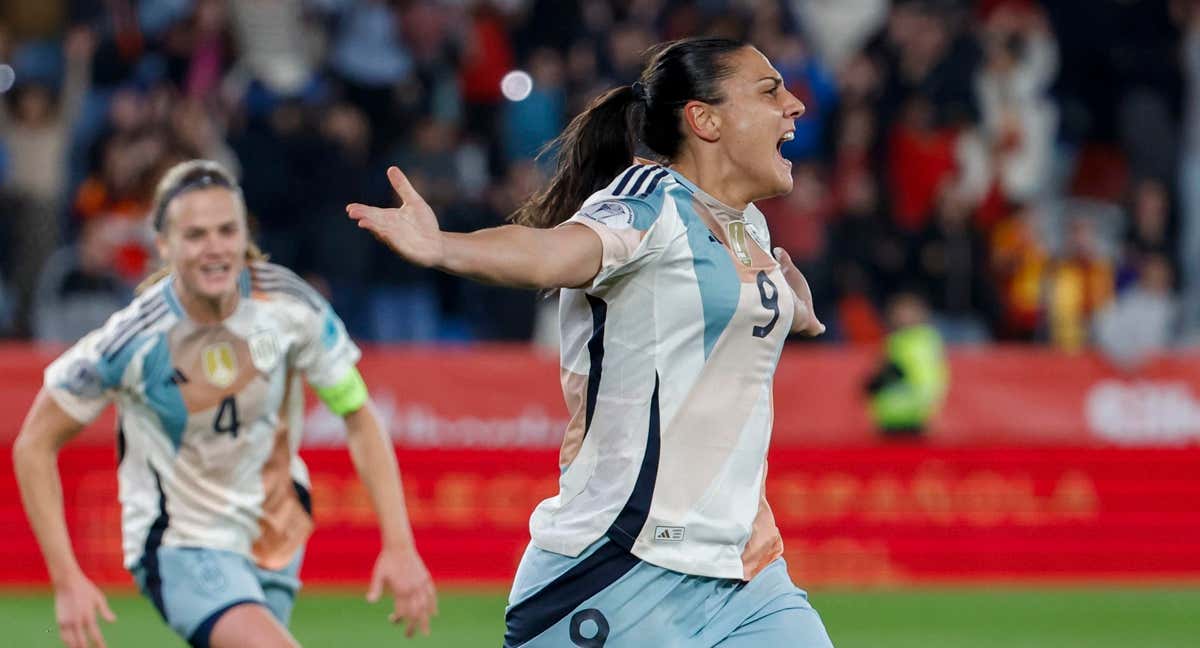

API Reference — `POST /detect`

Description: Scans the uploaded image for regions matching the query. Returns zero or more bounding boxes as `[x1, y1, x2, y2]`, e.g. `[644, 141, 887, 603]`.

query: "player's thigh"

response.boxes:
[709, 560, 834, 648]
[254, 548, 305, 627]
[209, 602, 300, 648]
[132, 546, 271, 646]
[712, 605, 833, 648]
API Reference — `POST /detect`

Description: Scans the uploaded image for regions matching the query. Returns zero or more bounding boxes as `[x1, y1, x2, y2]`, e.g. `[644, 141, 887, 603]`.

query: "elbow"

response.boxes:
[11, 430, 44, 475]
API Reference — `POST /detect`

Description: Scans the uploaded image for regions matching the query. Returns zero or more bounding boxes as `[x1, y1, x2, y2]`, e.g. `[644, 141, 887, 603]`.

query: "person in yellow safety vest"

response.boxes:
[864, 291, 949, 438]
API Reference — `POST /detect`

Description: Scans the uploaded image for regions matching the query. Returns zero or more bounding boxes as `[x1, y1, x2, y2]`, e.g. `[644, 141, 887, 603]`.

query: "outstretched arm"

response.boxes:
[343, 400, 437, 638]
[14, 390, 116, 648]
[347, 167, 603, 290]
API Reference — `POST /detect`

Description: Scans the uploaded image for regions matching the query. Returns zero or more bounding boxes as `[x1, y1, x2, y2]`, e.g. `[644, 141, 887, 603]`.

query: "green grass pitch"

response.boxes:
[2, 586, 1199, 646]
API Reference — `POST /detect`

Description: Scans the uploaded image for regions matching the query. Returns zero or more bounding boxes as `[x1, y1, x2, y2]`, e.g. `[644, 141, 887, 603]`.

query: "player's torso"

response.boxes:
[548, 172, 793, 577]
[114, 279, 315, 563]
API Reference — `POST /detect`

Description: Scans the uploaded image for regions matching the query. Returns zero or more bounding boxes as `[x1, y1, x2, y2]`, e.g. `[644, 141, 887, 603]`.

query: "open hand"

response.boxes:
[366, 546, 438, 638]
[347, 167, 445, 269]
[773, 247, 825, 336]
[55, 574, 116, 648]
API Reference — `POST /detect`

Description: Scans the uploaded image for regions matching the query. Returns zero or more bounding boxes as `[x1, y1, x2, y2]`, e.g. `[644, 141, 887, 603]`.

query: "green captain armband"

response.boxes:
[315, 367, 369, 416]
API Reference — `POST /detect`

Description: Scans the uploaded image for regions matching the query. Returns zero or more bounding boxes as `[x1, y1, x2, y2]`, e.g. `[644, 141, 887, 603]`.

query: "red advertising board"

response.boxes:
[2, 344, 1200, 448]
[2, 446, 1198, 587]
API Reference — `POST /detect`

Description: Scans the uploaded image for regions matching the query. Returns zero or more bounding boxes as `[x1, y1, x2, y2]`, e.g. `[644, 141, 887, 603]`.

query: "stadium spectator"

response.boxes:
[914, 182, 1000, 344]
[1095, 253, 1179, 369]
[1047, 215, 1115, 351]
[974, 1, 1059, 204]
[864, 290, 948, 438]
[0, 0, 1195, 350]
[1, 26, 93, 335]
[31, 222, 131, 343]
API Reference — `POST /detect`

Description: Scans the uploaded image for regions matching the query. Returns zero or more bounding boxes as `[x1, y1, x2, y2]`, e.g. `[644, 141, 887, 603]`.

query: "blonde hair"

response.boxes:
[136, 159, 267, 295]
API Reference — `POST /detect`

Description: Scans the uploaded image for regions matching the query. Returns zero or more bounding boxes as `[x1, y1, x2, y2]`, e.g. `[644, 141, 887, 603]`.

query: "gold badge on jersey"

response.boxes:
[727, 221, 753, 266]
[202, 342, 238, 388]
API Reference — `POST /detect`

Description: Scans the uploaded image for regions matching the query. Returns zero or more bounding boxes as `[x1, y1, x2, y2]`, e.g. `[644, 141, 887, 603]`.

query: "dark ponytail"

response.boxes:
[512, 37, 746, 229]
[511, 86, 640, 228]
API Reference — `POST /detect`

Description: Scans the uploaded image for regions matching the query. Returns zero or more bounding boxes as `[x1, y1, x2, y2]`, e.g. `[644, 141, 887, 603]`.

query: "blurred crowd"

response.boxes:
[1, 0, 1199, 365]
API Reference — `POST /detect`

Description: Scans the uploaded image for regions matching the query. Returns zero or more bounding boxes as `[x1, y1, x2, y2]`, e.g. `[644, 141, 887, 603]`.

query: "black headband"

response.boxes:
[152, 172, 236, 231]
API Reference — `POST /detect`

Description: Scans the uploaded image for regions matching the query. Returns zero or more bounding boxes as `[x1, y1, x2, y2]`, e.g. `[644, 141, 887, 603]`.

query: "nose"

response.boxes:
[783, 89, 805, 119]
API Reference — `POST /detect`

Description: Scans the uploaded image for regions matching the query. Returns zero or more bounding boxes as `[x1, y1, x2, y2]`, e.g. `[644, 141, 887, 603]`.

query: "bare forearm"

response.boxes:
[13, 438, 84, 586]
[439, 224, 600, 290]
[344, 404, 416, 552]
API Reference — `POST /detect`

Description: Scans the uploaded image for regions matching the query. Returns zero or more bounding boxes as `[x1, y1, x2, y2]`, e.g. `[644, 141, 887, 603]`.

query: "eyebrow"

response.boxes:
[758, 76, 783, 88]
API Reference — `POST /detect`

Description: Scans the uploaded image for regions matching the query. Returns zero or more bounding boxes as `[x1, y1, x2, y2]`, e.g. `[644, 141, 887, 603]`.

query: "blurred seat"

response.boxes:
[31, 245, 131, 344]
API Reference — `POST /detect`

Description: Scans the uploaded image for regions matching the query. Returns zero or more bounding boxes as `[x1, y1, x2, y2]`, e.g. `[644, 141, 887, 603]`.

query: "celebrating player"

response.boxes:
[348, 38, 833, 646]
[14, 160, 437, 648]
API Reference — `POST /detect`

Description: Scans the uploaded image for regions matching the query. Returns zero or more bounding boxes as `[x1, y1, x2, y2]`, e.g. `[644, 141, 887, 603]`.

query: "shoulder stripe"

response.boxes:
[253, 276, 324, 312]
[611, 166, 642, 195]
[615, 166, 653, 197]
[635, 169, 668, 197]
[102, 300, 169, 360]
[98, 295, 167, 357]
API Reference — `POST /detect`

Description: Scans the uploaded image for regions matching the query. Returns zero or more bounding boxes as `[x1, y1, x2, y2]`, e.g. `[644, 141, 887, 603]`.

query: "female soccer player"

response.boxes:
[349, 37, 833, 647]
[14, 160, 437, 648]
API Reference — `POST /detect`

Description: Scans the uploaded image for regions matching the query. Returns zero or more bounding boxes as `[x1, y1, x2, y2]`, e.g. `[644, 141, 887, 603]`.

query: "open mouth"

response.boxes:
[776, 131, 795, 165]
[200, 263, 232, 281]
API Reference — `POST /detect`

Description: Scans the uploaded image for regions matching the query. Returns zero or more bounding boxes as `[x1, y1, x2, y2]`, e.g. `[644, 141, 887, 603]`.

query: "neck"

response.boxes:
[669, 146, 752, 211]
[175, 282, 239, 324]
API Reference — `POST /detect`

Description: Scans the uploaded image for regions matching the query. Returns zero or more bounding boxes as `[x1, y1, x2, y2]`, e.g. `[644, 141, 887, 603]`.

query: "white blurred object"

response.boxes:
[792, 0, 889, 69]
[501, 70, 533, 102]
[0, 64, 14, 93]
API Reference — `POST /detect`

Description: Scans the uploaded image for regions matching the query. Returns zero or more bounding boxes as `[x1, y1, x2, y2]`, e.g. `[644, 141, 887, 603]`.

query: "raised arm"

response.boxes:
[13, 389, 116, 648]
[347, 167, 603, 290]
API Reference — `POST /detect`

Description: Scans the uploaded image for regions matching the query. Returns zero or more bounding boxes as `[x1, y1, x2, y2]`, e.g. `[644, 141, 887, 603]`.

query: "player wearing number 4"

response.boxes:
[14, 160, 437, 648]
[349, 38, 834, 647]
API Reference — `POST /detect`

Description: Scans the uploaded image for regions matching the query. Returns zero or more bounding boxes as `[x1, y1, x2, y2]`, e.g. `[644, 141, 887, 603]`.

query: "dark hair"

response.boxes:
[512, 37, 746, 228]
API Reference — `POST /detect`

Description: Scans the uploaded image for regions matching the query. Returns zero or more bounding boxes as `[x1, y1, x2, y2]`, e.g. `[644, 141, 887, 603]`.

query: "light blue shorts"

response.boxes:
[131, 546, 303, 648]
[504, 539, 833, 647]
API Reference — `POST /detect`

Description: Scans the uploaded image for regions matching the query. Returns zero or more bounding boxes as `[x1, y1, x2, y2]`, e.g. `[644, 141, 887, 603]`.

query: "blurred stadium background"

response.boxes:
[2, 0, 1200, 646]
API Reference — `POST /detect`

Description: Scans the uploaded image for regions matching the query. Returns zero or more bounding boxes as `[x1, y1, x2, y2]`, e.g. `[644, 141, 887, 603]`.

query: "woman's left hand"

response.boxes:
[773, 247, 825, 336]
[367, 545, 438, 638]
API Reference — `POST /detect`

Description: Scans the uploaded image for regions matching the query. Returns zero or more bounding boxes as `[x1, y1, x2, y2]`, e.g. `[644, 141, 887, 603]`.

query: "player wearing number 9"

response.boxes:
[14, 160, 437, 648]
[349, 37, 831, 647]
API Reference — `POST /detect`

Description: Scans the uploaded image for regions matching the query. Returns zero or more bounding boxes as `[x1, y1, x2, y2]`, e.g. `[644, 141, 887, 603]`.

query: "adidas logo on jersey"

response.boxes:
[654, 526, 685, 542]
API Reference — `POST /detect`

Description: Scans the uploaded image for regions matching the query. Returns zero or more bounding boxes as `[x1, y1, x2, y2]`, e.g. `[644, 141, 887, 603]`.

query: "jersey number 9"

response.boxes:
[753, 271, 780, 338]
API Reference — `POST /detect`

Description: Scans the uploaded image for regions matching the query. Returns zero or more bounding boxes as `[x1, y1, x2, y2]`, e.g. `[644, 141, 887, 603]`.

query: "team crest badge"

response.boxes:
[727, 221, 753, 266]
[248, 331, 281, 373]
[201, 342, 238, 388]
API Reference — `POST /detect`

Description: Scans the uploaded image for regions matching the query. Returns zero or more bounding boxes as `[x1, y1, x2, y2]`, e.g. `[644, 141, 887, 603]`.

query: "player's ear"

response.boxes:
[683, 100, 721, 143]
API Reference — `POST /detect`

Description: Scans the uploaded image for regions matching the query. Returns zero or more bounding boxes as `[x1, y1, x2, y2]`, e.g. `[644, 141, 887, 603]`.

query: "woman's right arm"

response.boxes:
[348, 167, 604, 290]
[14, 389, 115, 648]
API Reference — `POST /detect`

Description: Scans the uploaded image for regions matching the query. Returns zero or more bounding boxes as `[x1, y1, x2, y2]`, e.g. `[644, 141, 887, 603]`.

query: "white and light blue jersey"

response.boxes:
[531, 164, 794, 580]
[44, 262, 360, 570]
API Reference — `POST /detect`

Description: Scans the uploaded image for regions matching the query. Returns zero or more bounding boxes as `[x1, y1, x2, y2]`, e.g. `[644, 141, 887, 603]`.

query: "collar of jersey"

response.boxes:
[163, 269, 252, 319]
[663, 166, 748, 225]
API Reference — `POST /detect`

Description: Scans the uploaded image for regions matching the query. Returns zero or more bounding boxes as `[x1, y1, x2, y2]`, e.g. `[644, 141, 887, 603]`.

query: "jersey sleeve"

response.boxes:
[292, 294, 363, 391]
[562, 196, 679, 288]
[43, 320, 126, 424]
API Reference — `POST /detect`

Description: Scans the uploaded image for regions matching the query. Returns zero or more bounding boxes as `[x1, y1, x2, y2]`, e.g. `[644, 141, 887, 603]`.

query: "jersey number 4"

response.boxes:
[214, 396, 241, 438]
